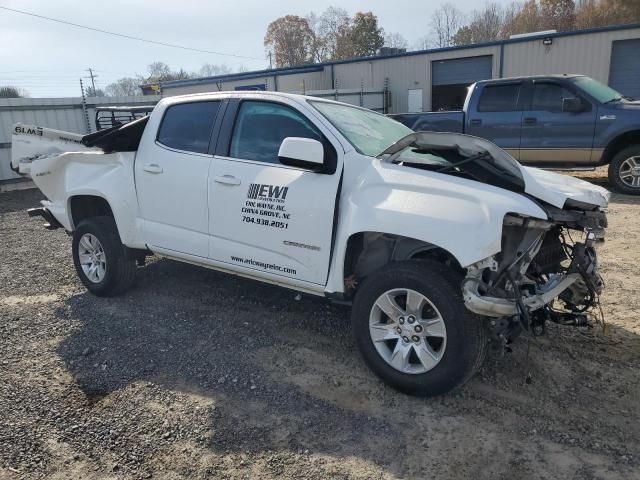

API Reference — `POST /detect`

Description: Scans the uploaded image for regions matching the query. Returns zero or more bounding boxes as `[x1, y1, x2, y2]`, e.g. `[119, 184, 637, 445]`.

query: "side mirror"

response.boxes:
[562, 97, 584, 113]
[278, 137, 324, 170]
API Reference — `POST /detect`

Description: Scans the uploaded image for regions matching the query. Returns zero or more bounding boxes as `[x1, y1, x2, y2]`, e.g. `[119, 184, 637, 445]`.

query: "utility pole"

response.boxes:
[84, 68, 98, 95]
[268, 51, 273, 70]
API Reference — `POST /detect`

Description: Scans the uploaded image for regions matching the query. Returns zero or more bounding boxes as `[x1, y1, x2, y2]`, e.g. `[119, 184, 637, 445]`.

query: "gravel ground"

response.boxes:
[1, 181, 639, 480]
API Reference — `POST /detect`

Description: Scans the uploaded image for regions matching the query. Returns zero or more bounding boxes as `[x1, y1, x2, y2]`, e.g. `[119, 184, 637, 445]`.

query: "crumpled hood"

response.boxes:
[380, 132, 610, 210]
[520, 166, 610, 208]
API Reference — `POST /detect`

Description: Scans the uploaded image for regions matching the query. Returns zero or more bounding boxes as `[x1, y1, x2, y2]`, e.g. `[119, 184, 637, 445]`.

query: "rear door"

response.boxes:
[135, 100, 223, 257]
[466, 82, 524, 159]
[519, 80, 596, 165]
[208, 98, 342, 286]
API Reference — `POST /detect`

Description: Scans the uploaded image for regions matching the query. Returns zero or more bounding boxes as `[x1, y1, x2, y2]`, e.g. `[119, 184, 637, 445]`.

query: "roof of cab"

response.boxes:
[474, 74, 584, 84]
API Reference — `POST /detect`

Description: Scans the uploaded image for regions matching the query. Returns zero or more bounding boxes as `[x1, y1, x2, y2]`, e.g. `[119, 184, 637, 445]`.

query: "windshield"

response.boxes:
[310, 100, 412, 157]
[571, 76, 627, 103]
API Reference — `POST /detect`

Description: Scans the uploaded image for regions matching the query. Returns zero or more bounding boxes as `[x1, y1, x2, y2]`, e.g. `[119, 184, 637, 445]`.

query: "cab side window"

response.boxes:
[530, 83, 579, 113]
[477, 84, 521, 112]
[229, 101, 322, 164]
[157, 101, 220, 154]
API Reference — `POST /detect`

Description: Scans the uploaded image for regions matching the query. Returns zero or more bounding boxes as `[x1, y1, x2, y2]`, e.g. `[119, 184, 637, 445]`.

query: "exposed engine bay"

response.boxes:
[463, 205, 607, 351]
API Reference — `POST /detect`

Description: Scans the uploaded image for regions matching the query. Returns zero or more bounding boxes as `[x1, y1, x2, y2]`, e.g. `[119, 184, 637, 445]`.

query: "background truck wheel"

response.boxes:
[608, 145, 640, 195]
[72, 216, 136, 297]
[351, 260, 487, 397]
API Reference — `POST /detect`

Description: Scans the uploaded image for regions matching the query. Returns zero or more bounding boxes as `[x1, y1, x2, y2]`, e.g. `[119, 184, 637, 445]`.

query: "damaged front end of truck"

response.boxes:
[463, 207, 606, 350]
[379, 131, 610, 350]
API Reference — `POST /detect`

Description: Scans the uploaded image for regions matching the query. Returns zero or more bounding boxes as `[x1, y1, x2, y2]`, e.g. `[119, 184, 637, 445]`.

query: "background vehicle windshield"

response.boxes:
[310, 101, 412, 157]
[571, 76, 626, 103]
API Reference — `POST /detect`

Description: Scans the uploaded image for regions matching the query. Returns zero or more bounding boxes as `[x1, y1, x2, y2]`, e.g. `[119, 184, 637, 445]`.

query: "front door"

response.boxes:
[135, 100, 221, 257]
[519, 80, 596, 165]
[208, 100, 341, 285]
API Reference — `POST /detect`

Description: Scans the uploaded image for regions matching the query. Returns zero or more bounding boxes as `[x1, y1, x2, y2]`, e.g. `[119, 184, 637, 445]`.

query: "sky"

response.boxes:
[0, 0, 501, 97]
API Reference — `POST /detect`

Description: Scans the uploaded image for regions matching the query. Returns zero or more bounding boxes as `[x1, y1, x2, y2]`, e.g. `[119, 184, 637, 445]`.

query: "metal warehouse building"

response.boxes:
[144, 23, 640, 114]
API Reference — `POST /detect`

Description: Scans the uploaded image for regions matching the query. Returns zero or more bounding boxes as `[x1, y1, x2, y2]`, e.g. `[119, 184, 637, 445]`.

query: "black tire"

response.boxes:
[351, 260, 487, 397]
[608, 145, 640, 195]
[72, 216, 136, 297]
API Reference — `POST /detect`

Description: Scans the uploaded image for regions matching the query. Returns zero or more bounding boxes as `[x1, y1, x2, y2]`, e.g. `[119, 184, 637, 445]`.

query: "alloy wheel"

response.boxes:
[369, 288, 447, 374]
[78, 233, 107, 283]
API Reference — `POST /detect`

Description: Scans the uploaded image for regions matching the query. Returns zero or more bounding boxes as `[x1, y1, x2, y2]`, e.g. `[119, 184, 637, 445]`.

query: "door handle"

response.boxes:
[523, 117, 538, 126]
[470, 118, 482, 126]
[214, 174, 241, 186]
[143, 163, 163, 174]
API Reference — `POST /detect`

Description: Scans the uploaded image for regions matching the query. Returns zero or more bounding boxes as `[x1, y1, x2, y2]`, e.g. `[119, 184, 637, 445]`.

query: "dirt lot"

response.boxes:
[1, 175, 639, 480]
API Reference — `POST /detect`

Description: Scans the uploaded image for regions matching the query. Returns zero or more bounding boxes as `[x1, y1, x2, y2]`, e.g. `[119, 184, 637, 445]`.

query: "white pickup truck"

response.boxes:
[11, 91, 610, 396]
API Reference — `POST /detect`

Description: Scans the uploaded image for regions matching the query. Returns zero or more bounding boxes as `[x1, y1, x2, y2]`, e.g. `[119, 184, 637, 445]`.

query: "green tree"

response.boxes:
[347, 12, 385, 57]
[0, 86, 27, 98]
[264, 15, 314, 67]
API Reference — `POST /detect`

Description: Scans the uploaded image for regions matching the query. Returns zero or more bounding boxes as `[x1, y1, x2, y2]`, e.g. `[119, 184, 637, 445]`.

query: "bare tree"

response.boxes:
[431, 3, 465, 47]
[502, 0, 543, 37]
[197, 64, 232, 77]
[414, 35, 431, 51]
[384, 32, 409, 49]
[540, 0, 576, 31]
[307, 7, 351, 62]
[84, 86, 105, 97]
[104, 77, 143, 97]
[452, 2, 509, 45]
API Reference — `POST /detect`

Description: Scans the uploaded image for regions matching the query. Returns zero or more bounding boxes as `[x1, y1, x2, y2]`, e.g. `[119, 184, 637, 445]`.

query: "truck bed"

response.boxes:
[390, 111, 465, 133]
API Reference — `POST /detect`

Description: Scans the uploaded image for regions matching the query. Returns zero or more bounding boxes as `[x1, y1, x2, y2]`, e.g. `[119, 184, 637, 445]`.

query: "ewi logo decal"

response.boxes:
[247, 183, 289, 200]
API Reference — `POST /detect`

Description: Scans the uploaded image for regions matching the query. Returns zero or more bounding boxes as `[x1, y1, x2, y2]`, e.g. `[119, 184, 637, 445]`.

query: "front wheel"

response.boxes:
[351, 261, 487, 396]
[608, 145, 640, 195]
[72, 216, 136, 297]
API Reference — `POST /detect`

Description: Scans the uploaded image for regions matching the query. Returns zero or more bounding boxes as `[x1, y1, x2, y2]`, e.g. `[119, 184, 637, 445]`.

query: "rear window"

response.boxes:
[157, 101, 220, 154]
[477, 84, 521, 112]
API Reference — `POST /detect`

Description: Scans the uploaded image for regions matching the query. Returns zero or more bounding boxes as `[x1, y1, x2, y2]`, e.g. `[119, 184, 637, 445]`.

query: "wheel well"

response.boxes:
[343, 232, 462, 295]
[69, 195, 114, 229]
[602, 130, 640, 165]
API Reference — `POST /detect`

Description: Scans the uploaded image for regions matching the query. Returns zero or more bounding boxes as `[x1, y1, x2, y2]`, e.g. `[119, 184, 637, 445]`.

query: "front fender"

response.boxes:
[28, 151, 145, 248]
[325, 160, 547, 294]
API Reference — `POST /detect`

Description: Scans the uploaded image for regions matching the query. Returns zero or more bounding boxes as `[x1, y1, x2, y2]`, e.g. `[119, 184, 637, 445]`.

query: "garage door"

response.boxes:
[609, 39, 640, 99]
[432, 55, 493, 86]
[431, 56, 492, 111]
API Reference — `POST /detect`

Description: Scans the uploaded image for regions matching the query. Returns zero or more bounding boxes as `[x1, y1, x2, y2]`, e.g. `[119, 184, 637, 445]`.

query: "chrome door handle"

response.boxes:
[143, 163, 163, 174]
[214, 175, 241, 186]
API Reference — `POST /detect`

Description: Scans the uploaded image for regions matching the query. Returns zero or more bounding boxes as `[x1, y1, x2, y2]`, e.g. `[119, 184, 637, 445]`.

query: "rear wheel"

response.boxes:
[72, 216, 136, 296]
[351, 261, 487, 396]
[608, 145, 640, 194]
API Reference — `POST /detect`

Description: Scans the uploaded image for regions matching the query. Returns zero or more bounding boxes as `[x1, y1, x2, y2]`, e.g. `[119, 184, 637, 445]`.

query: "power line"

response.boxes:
[0, 6, 265, 61]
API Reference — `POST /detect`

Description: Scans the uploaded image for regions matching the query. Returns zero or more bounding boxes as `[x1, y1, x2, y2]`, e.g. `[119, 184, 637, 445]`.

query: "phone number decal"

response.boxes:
[241, 183, 291, 229]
